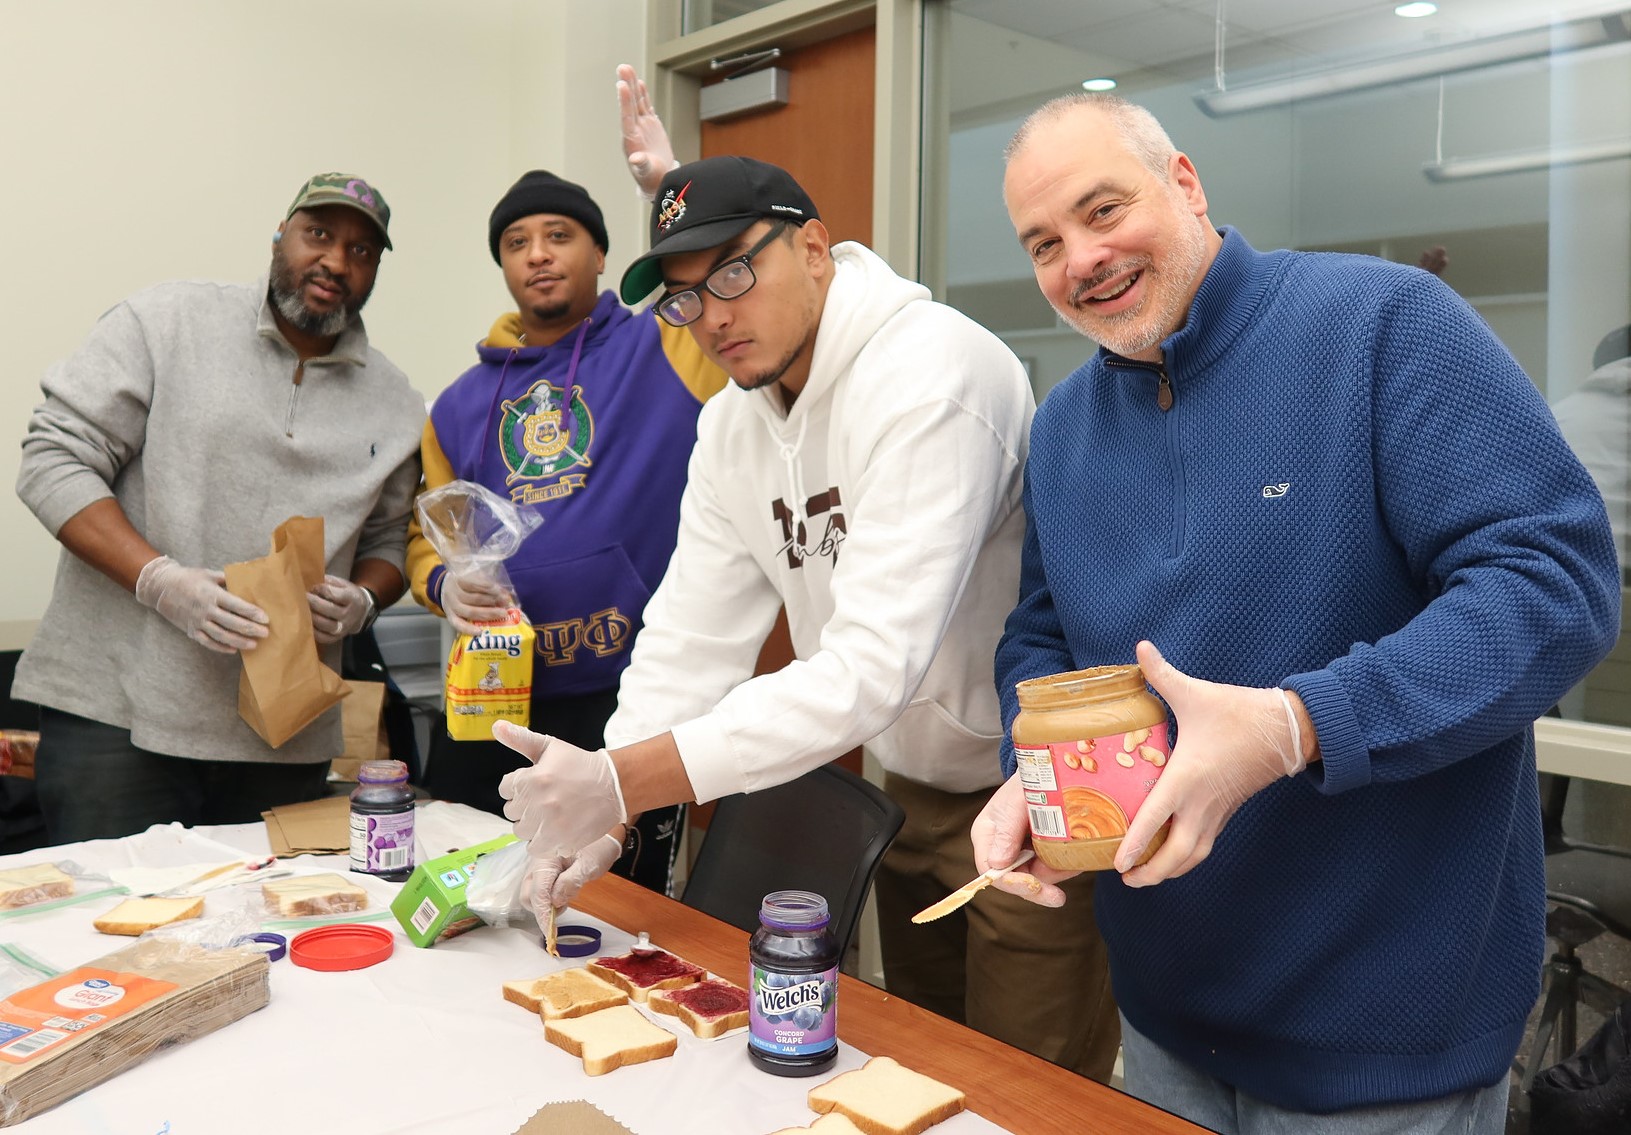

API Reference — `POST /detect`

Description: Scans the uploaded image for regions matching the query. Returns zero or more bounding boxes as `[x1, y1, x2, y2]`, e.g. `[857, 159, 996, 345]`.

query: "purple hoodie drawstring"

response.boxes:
[473, 315, 594, 479]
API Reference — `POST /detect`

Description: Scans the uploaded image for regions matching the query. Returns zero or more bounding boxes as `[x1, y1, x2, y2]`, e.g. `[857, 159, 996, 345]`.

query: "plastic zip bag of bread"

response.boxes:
[259, 872, 369, 919]
[0, 861, 120, 922]
[0, 937, 270, 1125]
[0, 945, 60, 1002]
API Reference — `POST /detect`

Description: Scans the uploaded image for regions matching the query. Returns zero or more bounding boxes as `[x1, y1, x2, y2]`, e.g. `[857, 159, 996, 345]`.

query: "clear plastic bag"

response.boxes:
[413, 480, 543, 597]
[463, 840, 533, 929]
[0, 860, 121, 921]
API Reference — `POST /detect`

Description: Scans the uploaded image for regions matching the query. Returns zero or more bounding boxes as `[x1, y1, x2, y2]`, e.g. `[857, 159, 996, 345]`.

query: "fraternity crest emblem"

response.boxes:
[498, 379, 595, 495]
[657, 180, 691, 232]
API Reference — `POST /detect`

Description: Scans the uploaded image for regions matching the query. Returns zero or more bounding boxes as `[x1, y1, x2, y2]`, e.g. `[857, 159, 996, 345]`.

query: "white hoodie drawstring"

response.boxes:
[768, 412, 811, 537]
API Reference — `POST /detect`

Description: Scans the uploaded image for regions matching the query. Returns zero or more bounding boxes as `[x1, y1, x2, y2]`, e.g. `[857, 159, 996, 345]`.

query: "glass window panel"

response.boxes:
[683, 0, 789, 34]
[923, 0, 1631, 729]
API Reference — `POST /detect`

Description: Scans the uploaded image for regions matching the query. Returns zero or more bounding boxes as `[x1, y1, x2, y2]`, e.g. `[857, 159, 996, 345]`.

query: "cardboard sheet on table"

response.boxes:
[261, 795, 350, 856]
[513, 1100, 634, 1134]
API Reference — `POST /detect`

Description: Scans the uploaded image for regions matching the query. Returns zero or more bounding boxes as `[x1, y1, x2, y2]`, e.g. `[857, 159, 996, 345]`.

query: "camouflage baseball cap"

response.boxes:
[284, 172, 393, 250]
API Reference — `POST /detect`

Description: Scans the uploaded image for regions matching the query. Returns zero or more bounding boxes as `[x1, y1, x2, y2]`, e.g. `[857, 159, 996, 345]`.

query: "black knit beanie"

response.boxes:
[488, 170, 608, 263]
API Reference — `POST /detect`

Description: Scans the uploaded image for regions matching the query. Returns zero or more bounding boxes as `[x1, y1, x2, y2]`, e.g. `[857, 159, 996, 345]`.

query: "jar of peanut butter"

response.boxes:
[1012, 665, 1171, 872]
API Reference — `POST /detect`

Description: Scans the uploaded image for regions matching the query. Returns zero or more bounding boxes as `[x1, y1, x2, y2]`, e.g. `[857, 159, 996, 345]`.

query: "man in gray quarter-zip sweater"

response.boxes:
[12, 173, 425, 843]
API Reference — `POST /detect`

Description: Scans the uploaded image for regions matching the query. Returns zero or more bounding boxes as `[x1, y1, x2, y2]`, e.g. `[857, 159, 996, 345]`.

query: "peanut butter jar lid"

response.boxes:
[1015, 664, 1147, 708]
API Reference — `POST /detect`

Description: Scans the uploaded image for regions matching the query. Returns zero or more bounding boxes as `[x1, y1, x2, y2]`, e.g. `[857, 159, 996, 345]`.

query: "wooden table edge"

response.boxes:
[576, 873, 1205, 1135]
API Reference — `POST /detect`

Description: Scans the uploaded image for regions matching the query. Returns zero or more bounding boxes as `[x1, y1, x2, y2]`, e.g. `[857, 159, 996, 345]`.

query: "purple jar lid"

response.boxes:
[547, 924, 602, 957]
[230, 932, 288, 962]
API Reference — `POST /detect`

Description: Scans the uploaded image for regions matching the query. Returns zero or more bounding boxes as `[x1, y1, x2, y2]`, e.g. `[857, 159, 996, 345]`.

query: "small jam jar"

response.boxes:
[1012, 665, 1171, 872]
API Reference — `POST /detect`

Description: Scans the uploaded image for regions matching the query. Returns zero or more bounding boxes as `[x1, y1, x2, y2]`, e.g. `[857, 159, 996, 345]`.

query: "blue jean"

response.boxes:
[1120, 1014, 1509, 1135]
[35, 708, 331, 843]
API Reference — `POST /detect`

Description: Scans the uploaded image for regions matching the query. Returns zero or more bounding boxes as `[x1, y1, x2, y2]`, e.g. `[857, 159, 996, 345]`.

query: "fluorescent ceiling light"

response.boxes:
[1082, 77, 1118, 91]
[1195, 10, 1629, 116]
[1423, 137, 1631, 181]
[1395, 3, 1438, 18]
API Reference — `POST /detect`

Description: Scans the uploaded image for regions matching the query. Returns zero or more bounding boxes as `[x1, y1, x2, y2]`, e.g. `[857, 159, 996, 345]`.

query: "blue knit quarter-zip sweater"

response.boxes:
[995, 228, 1620, 1113]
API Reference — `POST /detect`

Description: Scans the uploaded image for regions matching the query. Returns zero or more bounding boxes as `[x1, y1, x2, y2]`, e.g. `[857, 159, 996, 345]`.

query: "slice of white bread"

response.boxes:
[0, 863, 74, 909]
[544, 1004, 678, 1076]
[92, 895, 205, 936]
[502, 968, 628, 1020]
[768, 1115, 868, 1135]
[807, 1056, 966, 1135]
[647, 976, 749, 1039]
[261, 873, 367, 917]
[585, 948, 704, 1002]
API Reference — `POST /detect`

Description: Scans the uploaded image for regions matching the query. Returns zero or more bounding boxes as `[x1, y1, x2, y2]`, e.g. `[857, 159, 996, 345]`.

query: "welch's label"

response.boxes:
[749, 964, 838, 1058]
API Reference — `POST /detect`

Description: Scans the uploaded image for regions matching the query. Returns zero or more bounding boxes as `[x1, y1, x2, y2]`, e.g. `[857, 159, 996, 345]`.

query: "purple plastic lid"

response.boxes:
[547, 924, 603, 957]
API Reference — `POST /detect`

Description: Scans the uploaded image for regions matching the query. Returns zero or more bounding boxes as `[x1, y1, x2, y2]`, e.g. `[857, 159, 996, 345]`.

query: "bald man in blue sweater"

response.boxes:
[974, 95, 1620, 1134]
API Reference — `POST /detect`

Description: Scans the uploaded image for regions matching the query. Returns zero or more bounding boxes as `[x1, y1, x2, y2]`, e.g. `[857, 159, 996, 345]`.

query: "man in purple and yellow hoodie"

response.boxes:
[407, 171, 724, 894]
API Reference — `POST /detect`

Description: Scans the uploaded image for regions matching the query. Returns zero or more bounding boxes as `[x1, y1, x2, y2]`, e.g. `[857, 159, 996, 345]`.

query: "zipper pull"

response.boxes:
[1157, 369, 1174, 412]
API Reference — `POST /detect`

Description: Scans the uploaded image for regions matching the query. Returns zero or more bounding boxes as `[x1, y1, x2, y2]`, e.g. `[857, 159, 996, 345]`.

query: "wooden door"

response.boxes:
[688, 25, 875, 831]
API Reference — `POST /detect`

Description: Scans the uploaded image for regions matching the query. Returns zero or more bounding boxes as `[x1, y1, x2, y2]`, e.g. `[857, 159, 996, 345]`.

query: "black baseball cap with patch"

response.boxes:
[619, 155, 819, 304]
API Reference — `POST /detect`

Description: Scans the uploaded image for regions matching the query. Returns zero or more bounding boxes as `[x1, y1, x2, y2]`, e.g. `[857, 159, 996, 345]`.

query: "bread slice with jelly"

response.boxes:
[647, 976, 749, 1038]
[586, 947, 704, 1002]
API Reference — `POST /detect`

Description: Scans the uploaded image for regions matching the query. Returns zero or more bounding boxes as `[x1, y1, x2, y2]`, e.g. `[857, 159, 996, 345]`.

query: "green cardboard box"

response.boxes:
[390, 833, 517, 948]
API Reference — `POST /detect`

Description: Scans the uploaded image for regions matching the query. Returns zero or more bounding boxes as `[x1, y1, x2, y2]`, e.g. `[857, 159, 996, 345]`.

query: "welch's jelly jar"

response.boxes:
[348, 759, 414, 882]
[748, 889, 839, 1076]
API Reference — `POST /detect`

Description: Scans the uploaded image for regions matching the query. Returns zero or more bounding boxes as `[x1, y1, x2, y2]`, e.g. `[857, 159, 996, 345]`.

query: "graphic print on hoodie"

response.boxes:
[409, 290, 725, 697]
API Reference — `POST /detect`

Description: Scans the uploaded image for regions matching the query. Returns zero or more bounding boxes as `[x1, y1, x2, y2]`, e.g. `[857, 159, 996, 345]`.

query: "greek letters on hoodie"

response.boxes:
[604, 243, 1035, 801]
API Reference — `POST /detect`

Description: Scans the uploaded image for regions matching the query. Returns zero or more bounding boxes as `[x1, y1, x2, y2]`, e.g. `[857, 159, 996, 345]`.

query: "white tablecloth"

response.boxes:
[0, 813, 1007, 1134]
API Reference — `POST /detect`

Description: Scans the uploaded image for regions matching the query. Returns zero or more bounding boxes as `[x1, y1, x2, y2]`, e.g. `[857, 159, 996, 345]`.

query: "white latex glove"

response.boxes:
[307, 574, 372, 644]
[438, 570, 514, 636]
[1114, 640, 1311, 887]
[134, 555, 268, 654]
[525, 834, 623, 925]
[972, 773, 1074, 908]
[494, 722, 628, 859]
[617, 63, 678, 200]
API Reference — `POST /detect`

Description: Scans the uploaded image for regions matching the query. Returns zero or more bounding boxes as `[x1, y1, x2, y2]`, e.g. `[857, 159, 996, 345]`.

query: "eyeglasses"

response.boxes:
[654, 221, 787, 328]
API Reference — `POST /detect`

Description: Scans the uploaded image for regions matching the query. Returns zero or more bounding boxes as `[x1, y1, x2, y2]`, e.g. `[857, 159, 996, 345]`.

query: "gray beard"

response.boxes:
[1059, 216, 1209, 358]
[271, 282, 351, 339]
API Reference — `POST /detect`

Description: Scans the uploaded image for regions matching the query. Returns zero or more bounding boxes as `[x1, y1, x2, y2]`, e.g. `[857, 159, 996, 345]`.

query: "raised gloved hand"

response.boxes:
[525, 834, 623, 923]
[1114, 640, 1311, 887]
[307, 575, 373, 644]
[437, 570, 514, 636]
[134, 555, 268, 654]
[495, 722, 629, 860]
[617, 63, 677, 200]
[971, 773, 1074, 908]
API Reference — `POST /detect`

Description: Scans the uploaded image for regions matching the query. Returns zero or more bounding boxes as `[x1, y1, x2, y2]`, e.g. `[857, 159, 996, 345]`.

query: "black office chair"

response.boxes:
[681, 763, 905, 956]
[1518, 773, 1631, 1093]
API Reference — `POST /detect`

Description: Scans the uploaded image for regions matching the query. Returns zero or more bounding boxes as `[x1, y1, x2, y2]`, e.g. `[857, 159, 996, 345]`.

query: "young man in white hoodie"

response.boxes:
[494, 151, 1120, 1081]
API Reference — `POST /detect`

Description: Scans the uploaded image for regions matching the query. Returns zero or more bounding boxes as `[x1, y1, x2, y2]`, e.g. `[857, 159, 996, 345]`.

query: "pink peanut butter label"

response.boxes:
[1015, 723, 1171, 843]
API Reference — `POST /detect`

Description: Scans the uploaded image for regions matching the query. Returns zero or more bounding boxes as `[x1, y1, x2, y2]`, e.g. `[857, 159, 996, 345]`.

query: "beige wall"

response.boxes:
[0, 0, 651, 651]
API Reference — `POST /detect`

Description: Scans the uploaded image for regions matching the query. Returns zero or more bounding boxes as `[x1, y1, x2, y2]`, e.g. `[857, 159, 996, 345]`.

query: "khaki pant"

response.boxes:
[874, 772, 1120, 1083]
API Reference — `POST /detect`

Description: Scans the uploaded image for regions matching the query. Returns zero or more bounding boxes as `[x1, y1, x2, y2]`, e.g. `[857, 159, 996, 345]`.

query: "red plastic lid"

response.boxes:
[289, 924, 395, 972]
